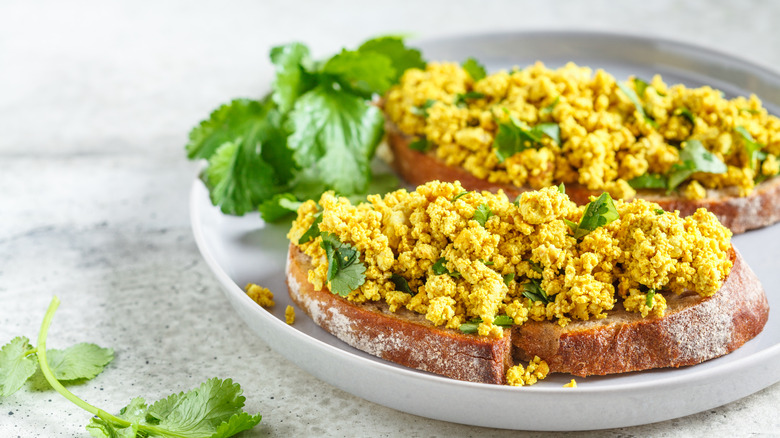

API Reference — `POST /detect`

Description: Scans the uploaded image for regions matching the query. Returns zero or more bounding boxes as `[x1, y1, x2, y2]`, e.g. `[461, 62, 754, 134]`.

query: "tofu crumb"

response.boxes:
[564, 379, 577, 388]
[245, 283, 275, 308]
[506, 356, 550, 386]
[285, 305, 295, 325]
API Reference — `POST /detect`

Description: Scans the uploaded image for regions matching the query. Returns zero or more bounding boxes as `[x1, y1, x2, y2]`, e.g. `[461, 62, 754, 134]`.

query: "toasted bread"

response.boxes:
[385, 123, 780, 234]
[287, 243, 769, 384]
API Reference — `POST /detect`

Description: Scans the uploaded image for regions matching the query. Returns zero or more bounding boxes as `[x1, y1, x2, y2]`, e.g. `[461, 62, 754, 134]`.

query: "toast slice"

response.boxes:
[385, 124, 780, 234]
[287, 243, 769, 383]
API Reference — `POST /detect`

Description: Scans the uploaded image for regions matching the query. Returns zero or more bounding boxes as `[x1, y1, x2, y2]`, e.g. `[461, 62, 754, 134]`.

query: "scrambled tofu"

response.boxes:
[383, 62, 780, 199]
[506, 356, 550, 387]
[245, 283, 275, 308]
[288, 181, 733, 338]
[285, 305, 295, 325]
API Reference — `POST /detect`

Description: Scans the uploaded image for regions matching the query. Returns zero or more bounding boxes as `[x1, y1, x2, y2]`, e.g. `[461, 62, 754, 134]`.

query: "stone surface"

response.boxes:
[1, 0, 778, 436]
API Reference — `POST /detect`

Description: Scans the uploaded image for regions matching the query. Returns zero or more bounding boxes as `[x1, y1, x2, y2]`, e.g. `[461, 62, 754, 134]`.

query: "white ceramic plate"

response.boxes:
[190, 31, 780, 431]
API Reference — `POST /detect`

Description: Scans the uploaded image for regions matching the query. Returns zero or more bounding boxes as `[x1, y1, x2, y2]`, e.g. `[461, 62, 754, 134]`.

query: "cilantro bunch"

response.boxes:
[186, 37, 426, 221]
[0, 297, 262, 437]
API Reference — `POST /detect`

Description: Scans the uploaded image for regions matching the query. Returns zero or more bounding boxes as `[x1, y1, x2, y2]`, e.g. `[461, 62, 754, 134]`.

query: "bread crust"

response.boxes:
[286, 244, 513, 384]
[385, 124, 780, 233]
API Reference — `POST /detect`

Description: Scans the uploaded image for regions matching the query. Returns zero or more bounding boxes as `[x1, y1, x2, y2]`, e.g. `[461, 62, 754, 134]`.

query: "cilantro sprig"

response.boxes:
[1, 297, 261, 437]
[735, 126, 768, 171]
[617, 80, 658, 128]
[628, 139, 728, 191]
[521, 279, 553, 304]
[187, 36, 425, 221]
[473, 203, 494, 227]
[459, 315, 513, 334]
[320, 233, 367, 296]
[565, 192, 619, 239]
[432, 257, 461, 278]
[462, 57, 487, 82]
[493, 115, 560, 163]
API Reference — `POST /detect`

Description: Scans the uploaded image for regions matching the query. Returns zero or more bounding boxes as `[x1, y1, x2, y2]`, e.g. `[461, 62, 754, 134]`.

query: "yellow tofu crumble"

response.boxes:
[285, 305, 295, 325]
[506, 356, 550, 386]
[288, 181, 733, 340]
[383, 62, 780, 198]
[245, 283, 275, 308]
[564, 379, 577, 388]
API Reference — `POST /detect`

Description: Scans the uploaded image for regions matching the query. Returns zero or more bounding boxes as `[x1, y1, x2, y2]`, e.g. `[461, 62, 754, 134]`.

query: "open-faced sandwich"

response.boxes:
[382, 61, 780, 233]
[285, 180, 769, 385]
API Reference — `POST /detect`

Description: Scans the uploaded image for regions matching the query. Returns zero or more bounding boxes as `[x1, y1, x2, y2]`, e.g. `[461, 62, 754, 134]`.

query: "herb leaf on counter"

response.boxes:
[0, 337, 37, 397]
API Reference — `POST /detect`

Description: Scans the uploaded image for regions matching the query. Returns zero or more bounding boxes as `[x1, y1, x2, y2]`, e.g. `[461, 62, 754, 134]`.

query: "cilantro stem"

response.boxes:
[23, 347, 38, 357]
[36, 296, 131, 429]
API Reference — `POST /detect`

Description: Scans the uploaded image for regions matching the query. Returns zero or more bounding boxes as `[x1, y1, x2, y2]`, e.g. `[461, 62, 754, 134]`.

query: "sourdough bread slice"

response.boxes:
[286, 243, 769, 383]
[385, 124, 780, 234]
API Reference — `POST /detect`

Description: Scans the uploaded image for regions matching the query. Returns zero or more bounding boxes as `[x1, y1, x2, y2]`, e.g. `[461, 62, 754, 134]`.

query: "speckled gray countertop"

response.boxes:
[1, 1, 779, 436]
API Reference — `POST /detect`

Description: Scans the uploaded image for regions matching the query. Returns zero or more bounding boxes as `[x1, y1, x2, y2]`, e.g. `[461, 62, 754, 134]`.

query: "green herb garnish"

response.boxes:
[617, 80, 658, 127]
[410, 99, 436, 117]
[451, 190, 470, 202]
[320, 232, 367, 296]
[628, 173, 667, 190]
[675, 107, 695, 124]
[528, 260, 544, 274]
[493, 116, 560, 162]
[557, 182, 566, 194]
[432, 257, 461, 278]
[521, 279, 552, 304]
[454, 91, 486, 107]
[566, 192, 619, 239]
[408, 137, 431, 152]
[502, 273, 515, 286]
[667, 140, 727, 190]
[473, 203, 494, 227]
[633, 77, 650, 97]
[735, 126, 766, 170]
[645, 289, 656, 308]
[654, 208, 665, 215]
[459, 315, 514, 334]
[462, 57, 487, 81]
[540, 96, 560, 116]
[390, 273, 414, 295]
[298, 211, 323, 244]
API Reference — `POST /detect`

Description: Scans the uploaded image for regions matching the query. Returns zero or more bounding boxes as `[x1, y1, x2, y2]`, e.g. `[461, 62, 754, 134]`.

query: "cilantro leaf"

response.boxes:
[320, 233, 366, 296]
[493, 116, 560, 162]
[451, 191, 469, 202]
[667, 140, 727, 190]
[675, 107, 695, 124]
[87, 379, 262, 438]
[357, 36, 426, 83]
[539, 96, 559, 116]
[735, 126, 766, 170]
[522, 279, 552, 303]
[390, 273, 414, 295]
[432, 257, 461, 278]
[321, 49, 395, 97]
[186, 99, 270, 160]
[633, 77, 650, 97]
[0, 336, 37, 397]
[410, 99, 436, 118]
[473, 203, 494, 227]
[645, 289, 656, 308]
[454, 91, 486, 107]
[258, 193, 302, 223]
[298, 212, 323, 244]
[193, 97, 297, 216]
[408, 138, 431, 152]
[628, 173, 667, 190]
[44, 343, 113, 381]
[269, 42, 316, 113]
[617, 81, 658, 127]
[287, 84, 384, 195]
[568, 192, 619, 239]
[502, 273, 515, 286]
[459, 315, 513, 334]
[462, 57, 487, 81]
